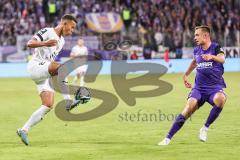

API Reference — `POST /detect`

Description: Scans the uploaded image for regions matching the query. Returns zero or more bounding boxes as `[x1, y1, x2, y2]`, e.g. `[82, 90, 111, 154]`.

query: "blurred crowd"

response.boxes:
[0, 0, 239, 50]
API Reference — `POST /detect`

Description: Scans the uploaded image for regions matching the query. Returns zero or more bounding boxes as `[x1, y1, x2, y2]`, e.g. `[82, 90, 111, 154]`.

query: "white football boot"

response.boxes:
[158, 138, 171, 146]
[199, 126, 208, 142]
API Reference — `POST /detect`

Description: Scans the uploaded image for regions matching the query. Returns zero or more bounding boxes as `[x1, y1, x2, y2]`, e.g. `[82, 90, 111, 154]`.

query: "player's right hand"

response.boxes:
[43, 39, 57, 47]
[183, 75, 192, 88]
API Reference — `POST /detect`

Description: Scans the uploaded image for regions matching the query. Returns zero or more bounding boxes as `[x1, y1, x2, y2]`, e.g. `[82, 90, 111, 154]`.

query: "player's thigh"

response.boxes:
[36, 79, 55, 107]
[27, 59, 51, 82]
[181, 97, 198, 119]
[40, 91, 54, 108]
[182, 89, 203, 118]
[36, 78, 54, 93]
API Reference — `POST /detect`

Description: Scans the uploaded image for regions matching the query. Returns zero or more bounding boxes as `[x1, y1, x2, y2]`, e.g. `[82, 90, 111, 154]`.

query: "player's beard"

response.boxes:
[196, 40, 204, 46]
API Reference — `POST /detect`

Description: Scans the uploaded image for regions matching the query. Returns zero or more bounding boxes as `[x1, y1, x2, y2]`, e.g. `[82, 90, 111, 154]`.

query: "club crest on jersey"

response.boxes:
[197, 62, 213, 69]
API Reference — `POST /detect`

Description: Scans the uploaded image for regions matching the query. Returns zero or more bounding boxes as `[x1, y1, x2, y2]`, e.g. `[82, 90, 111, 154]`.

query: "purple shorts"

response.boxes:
[188, 88, 226, 107]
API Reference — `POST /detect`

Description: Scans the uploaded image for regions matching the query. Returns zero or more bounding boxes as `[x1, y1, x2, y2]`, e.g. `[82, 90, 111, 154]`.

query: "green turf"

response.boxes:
[0, 72, 240, 160]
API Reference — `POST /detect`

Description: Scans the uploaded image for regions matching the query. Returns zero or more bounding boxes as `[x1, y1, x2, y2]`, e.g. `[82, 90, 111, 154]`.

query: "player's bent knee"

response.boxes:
[48, 62, 61, 76]
[42, 102, 54, 108]
[214, 93, 226, 107]
[42, 98, 54, 108]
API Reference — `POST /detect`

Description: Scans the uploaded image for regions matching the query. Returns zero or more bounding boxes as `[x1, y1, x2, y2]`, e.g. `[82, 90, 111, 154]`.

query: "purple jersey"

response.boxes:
[193, 42, 226, 91]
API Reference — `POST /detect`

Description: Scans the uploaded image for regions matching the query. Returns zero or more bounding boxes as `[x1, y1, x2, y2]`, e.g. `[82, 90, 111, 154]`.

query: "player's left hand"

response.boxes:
[201, 54, 213, 61]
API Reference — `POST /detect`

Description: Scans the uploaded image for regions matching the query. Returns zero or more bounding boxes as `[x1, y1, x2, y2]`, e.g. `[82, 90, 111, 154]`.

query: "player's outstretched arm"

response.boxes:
[27, 38, 57, 48]
[183, 59, 197, 88]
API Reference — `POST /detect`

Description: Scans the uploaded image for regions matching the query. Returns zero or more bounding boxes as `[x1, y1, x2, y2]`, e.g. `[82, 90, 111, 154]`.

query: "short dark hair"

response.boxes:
[195, 25, 211, 34]
[61, 14, 77, 23]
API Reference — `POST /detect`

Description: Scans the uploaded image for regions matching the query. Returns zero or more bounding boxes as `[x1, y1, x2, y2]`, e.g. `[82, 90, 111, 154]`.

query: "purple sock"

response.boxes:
[166, 114, 186, 139]
[205, 105, 222, 128]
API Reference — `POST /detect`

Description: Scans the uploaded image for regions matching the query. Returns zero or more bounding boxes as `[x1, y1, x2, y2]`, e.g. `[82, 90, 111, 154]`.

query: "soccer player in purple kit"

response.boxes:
[158, 25, 227, 145]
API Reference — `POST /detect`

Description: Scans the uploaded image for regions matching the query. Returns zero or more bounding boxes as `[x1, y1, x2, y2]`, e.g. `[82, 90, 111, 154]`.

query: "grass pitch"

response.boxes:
[0, 72, 239, 160]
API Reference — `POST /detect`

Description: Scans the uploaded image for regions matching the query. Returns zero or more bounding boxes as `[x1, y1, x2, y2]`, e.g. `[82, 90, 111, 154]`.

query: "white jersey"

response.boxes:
[32, 27, 65, 61]
[70, 45, 88, 57]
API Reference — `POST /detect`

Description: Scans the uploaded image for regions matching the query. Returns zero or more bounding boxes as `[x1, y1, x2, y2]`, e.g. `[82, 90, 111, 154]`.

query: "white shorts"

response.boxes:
[27, 59, 54, 94]
[76, 65, 88, 74]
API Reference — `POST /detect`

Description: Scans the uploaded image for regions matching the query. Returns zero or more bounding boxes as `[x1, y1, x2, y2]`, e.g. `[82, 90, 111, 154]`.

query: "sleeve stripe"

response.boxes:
[36, 33, 43, 41]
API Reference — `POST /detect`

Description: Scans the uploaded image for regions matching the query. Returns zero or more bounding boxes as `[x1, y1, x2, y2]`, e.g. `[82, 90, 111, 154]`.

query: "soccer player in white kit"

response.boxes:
[17, 14, 81, 145]
[70, 38, 88, 86]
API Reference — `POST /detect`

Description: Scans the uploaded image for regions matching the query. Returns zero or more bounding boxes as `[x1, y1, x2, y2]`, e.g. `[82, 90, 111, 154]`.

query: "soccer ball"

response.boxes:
[75, 87, 91, 104]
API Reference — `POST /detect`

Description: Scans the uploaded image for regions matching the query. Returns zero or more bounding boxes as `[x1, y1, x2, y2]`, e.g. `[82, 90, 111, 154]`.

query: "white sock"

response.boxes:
[80, 76, 84, 87]
[63, 78, 71, 99]
[203, 125, 209, 130]
[56, 65, 72, 100]
[22, 105, 51, 132]
[58, 76, 71, 100]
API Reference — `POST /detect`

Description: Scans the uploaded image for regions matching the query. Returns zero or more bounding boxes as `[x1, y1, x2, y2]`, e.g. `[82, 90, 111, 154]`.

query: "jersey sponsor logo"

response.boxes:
[197, 62, 213, 69]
